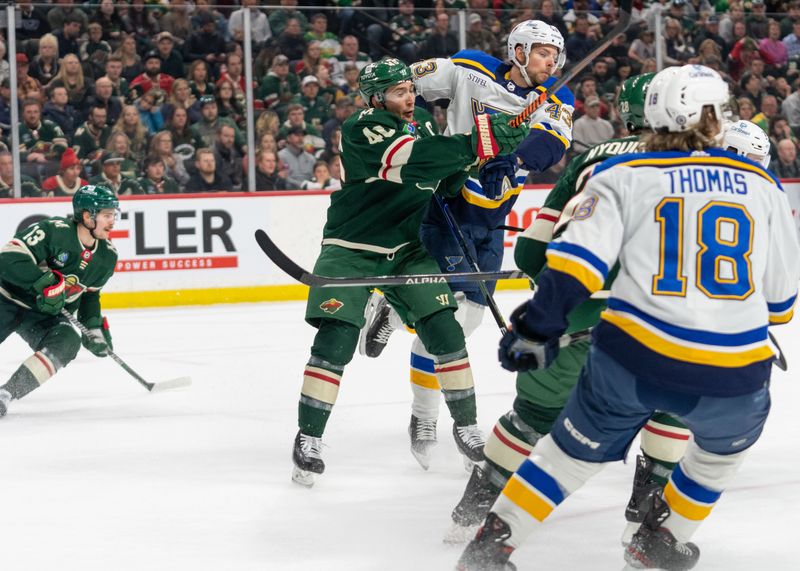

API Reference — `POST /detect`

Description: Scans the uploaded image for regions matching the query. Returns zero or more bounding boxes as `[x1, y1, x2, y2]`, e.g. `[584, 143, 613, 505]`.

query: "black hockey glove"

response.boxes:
[479, 154, 518, 200]
[498, 303, 559, 372]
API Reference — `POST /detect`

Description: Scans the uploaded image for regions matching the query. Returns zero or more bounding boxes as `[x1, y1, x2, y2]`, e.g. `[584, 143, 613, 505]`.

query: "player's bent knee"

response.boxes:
[42, 323, 81, 367]
[310, 319, 361, 367]
[414, 308, 465, 356]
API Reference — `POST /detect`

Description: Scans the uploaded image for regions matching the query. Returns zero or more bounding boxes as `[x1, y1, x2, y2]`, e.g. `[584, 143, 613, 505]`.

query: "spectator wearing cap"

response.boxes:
[255, 148, 288, 191]
[420, 12, 459, 59]
[193, 0, 230, 41]
[86, 77, 122, 126]
[0, 151, 42, 198]
[322, 96, 355, 143]
[89, 151, 142, 196]
[130, 51, 175, 100]
[15, 54, 42, 102]
[213, 124, 244, 192]
[465, 13, 499, 57]
[73, 105, 111, 164]
[187, 11, 227, 76]
[747, 0, 770, 40]
[278, 126, 316, 189]
[41, 148, 87, 197]
[156, 32, 186, 80]
[572, 96, 614, 154]
[258, 55, 300, 118]
[665, 0, 695, 36]
[269, 0, 309, 37]
[292, 76, 333, 130]
[18, 98, 68, 164]
[159, 0, 192, 46]
[47, 1, 88, 33]
[693, 15, 727, 58]
[29, 34, 61, 86]
[138, 154, 182, 194]
[229, 0, 272, 45]
[192, 95, 247, 152]
[43, 85, 80, 140]
[17, 0, 51, 43]
[186, 147, 234, 192]
[760, 19, 789, 73]
[53, 12, 82, 58]
[331, 36, 372, 88]
[305, 13, 341, 58]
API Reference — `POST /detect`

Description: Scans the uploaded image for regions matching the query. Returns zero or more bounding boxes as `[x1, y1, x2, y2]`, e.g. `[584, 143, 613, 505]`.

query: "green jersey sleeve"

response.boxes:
[0, 218, 73, 290]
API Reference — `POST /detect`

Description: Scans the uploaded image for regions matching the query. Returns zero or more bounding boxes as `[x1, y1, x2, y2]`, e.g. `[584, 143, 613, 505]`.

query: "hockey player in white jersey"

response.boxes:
[359, 20, 574, 469]
[458, 64, 800, 570]
[722, 119, 771, 167]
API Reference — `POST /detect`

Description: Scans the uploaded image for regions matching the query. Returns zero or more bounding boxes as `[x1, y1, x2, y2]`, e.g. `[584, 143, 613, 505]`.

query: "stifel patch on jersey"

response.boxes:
[319, 298, 344, 314]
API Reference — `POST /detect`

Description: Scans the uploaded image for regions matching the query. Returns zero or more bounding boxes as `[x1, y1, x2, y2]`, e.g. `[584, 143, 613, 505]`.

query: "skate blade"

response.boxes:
[149, 376, 192, 393]
[443, 521, 479, 544]
[410, 443, 436, 470]
[462, 454, 480, 474]
[292, 466, 316, 488]
[620, 521, 640, 547]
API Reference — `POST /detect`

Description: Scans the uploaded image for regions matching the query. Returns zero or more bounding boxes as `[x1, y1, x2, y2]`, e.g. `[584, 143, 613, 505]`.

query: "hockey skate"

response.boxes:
[358, 293, 401, 358]
[445, 464, 502, 544]
[0, 388, 11, 417]
[624, 492, 700, 570]
[621, 455, 666, 546]
[456, 512, 517, 571]
[409, 414, 437, 470]
[453, 423, 486, 470]
[291, 431, 325, 488]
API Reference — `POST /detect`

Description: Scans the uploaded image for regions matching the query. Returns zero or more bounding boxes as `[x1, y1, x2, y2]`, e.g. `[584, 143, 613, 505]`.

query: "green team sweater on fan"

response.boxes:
[322, 106, 476, 254]
[515, 136, 645, 333]
[0, 217, 118, 324]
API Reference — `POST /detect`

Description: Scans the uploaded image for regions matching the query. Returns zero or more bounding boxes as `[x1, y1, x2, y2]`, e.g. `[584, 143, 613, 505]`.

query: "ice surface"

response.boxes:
[2, 292, 798, 570]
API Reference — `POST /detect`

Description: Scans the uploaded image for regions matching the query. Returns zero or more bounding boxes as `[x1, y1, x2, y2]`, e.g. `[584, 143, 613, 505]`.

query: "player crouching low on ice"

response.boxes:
[457, 64, 800, 571]
[0, 185, 119, 417]
[290, 58, 529, 487]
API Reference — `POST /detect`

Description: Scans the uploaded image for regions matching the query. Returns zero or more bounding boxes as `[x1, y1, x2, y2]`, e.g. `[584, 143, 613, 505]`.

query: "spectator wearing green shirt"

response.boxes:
[258, 55, 300, 119]
[88, 151, 142, 196]
[269, 0, 309, 37]
[291, 76, 333, 131]
[18, 99, 68, 164]
[304, 13, 341, 58]
[191, 95, 247, 153]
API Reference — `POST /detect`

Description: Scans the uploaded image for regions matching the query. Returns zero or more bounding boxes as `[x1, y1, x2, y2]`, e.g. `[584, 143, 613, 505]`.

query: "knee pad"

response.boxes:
[310, 319, 360, 367]
[453, 292, 485, 338]
[40, 323, 81, 368]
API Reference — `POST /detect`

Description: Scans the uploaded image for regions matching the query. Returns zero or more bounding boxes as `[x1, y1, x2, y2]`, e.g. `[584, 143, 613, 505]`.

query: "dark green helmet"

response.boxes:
[358, 58, 413, 106]
[72, 184, 119, 223]
[618, 73, 655, 132]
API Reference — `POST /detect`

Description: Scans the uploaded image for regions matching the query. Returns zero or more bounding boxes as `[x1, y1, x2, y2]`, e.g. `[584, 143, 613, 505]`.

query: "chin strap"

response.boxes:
[512, 52, 534, 88]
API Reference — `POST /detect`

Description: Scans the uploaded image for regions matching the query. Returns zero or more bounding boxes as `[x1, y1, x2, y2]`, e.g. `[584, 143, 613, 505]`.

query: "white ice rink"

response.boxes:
[2, 291, 799, 570]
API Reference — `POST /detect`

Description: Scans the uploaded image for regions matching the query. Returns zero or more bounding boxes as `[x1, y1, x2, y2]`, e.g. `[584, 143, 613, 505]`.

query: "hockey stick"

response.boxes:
[61, 309, 192, 393]
[433, 194, 509, 334]
[254, 229, 527, 287]
[769, 331, 788, 371]
[494, 224, 526, 233]
[509, 0, 633, 128]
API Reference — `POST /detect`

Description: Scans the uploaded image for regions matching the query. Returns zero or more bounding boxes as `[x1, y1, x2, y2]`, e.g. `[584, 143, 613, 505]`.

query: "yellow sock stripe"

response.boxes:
[663, 481, 716, 521]
[301, 366, 341, 405]
[501, 475, 556, 523]
[484, 422, 533, 473]
[410, 368, 440, 390]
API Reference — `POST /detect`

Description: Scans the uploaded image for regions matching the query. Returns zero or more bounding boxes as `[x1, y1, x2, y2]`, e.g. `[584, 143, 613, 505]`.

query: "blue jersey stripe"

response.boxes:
[607, 298, 767, 346]
[547, 242, 609, 278]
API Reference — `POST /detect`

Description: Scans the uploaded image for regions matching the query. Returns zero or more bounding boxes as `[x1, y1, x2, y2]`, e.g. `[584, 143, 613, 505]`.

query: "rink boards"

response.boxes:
[1, 183, 799, 309]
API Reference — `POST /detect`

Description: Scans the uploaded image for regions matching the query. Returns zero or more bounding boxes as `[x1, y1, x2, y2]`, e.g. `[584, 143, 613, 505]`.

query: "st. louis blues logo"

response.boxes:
[444, 256, 463, 272]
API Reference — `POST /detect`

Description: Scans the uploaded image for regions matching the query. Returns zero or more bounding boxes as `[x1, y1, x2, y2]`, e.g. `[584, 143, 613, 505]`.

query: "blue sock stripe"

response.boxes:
[516, 459, 565, 506]
[410, 352, 435, 373]
[671, 464, 722, 505]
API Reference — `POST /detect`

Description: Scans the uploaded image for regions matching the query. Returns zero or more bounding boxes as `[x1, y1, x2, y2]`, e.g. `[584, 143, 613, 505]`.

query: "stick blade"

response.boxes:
[254, 229, 316, 286]
[148, 376, 193, 393]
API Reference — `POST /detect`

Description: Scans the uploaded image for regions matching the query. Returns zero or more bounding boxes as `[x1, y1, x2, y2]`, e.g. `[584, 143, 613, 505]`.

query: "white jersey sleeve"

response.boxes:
[412, 58, 461, 103]
[764, 190, 800, 324]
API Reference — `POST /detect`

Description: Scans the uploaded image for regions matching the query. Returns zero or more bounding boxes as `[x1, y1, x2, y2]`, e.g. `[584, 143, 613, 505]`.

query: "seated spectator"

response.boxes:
[163, 79, 199, 126]
[566, 15, 596, 66]
[54, 13, 82, 58]
[322, 96, 355, 143]
[114, 104, 150, 157]
[278, 103, 324, 152]
[43, 85, 79, 140]
[752, 94, 779, 133]
[780, 0, 800, 37]
[192, 95, 247, 152]
[628, 29, 657, 70]
[0, 40, 8, 87]
[150, 131, 190, 187]
[769, 115, 799, 160]
[663, 16, 695, 64]
[465, 13, 498, 59]
[138, 154, 182, 194]
[331, 36, 371, 87]
[218, 53, 249, 98]
[784, 19, 800, 62]
[536, 0, 567, 38]
[186, 147, 234, 192]
[155, 32, 186, 80]
[0, 151, 42, 198]
[73, 104, 111, 166]
[295, 42, 326, 79]
[257, 110, 281, 140]
[187, 11, 227, 78]
[278, 126, 315, 189]
[604, 59, 632, 94]
[159, 0, 192, 47]
[104, 55, 130, 101]
[301, 160, 341, 191]
[772, 139, 800, 178]
[166, 107, 205, 157]
[278, 18, 307, 64]
[328, 155, 342, 187]
[47, 0, 88, 32]
[728, 36, 759, 81]
[258, 55, 299, 119]
[124, 2, 160, 42]
[574, 76, 609, 119]
[229, 0, 273, 45]
[213, 124, 244, 192]
[105, 131, 140, 180]
[312, 64, 344, 107]
[136, 91, 165, 136]
[88, 151, 142, 196]
[16, 54, 43, 102]
[736, 96, 756, 121]
[258, 132, 279, 154]
[29, 34, 61, 86]
[81, 22, 113, 77]
[420, 13, 459, 59]
[17, 0, 51, 43]
[318, 127, 341, 162]
[339, 63, 363, 106]
[782, 86, 800, 132]
[269, 0, 309, 37]
[90, 0, 129, 48]
[189, 60, 216, 102]
[193, 0, 230, 43]
[19, 98, 67, 164]
[47, 53, 92, 111]
[216, 79, 246, 129]
[41, 148, 87, 197]
[292, 76, 333, 131]
[0, 78, 10, 130]
[255, 148, 288, 191]
[572, 97, 615, 154]
[305, 13, 340, 58]
[130, 51, 175, 100]
[747, 0, 770, 40]
[113, 33, 142, 84]
[760, 19, 789, 74]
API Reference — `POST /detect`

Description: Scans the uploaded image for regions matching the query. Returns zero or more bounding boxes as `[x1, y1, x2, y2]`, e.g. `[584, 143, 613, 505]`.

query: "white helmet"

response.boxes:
[644, 65, 730, 133]
[507, 20, 566, 86]
[723, 120, 771, 168]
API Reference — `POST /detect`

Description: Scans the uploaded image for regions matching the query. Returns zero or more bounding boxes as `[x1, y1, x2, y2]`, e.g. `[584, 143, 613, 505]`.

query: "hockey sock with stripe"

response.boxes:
[640, 412, 691, 486]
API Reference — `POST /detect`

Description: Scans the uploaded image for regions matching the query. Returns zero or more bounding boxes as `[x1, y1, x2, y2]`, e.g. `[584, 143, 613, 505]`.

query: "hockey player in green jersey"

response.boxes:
[0, 185, 119, 417]
[291, 58, 530, 487]
[445, 73, 693, 545]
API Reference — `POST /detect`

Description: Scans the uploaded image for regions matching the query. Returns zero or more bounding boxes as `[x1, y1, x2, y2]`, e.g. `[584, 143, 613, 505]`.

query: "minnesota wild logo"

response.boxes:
[319, 298, 344, 314]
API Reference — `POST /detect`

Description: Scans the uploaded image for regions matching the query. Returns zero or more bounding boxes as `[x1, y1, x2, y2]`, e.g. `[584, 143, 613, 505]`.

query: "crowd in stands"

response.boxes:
[2, 0, 800, 198]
